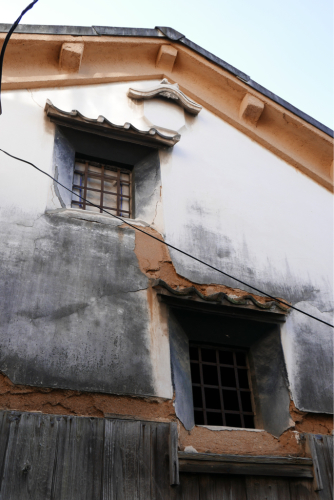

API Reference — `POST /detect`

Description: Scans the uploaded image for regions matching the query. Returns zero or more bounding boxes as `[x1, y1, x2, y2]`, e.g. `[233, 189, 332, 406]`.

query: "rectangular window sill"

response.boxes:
[196, 425, 264, 432]
[46, 208, 150, 228]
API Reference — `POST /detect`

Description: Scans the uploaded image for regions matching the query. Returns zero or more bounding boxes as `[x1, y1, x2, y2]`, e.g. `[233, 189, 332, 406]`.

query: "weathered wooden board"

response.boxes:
[171, 473, 200, 500]
[307, 433, 333, 500]
[178, 451, 314, 478]
[179, 460, 314, 478]
[0, 412, 59, 500]
[174, 473, 316, 500]
[289, 478, 318, 500]
[169, 422, 179, 486]
[178, 451, 314, 465]
[51, 415, 104, 500]
[0, 411, 11, 489]
[199, 474, 248, 500]
[0, 411, 174, 500]
[246, 475, 292, 500]
[0, 411, 331, 500]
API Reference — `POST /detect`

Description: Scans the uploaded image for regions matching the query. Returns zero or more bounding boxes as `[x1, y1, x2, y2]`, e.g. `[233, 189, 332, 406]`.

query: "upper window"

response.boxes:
[46, 100, 178, 221]
[190, 344, 255, 428]
[71, 158, 131, 217]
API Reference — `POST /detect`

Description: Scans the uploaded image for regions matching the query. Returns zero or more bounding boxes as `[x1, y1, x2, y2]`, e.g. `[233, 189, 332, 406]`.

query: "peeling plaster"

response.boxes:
[199, 426, 265, 432]
[178, 423, 309, 457]
[0, 372, 175, 421]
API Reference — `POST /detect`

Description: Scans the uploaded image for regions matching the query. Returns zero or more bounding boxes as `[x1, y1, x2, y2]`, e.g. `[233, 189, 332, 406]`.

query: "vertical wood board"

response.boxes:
[307, 433, 333, 500]
[0, 411, 331, 500]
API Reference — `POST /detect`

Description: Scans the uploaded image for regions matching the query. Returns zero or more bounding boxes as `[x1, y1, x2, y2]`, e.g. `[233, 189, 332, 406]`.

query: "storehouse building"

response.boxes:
[0, 23, 333, 499]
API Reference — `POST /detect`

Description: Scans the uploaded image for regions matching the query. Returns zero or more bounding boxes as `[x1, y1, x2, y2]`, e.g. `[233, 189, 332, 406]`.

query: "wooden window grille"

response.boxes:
[71, 159, 131, 217]
[189, 344, 255, 428]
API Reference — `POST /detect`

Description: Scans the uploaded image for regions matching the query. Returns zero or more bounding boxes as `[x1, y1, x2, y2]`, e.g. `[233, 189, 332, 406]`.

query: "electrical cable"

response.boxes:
[0, 147, 333, 328]
[0, 0, 39, 115]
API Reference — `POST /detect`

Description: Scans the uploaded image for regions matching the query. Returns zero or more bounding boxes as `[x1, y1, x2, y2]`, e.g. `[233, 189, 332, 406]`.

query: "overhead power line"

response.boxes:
[0, 0, 39, 115]
[0, 147, 333, 328]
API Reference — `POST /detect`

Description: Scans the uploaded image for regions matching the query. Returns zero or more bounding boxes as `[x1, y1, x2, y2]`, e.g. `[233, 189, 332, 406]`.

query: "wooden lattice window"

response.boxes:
[72, 159, 131, 217]
[190, 344, 255, 428]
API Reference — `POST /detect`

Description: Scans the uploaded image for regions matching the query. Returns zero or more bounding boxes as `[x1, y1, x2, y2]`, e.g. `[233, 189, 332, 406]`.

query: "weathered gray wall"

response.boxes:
[282, 306, 333, 414]
[51, 127, 76, 209]
[0, 84, 332, 418]
[249, 327, 291, 437]
[169, 312, 195, 431]
[0, 210, 156, 396]
[133, 151, 161, 224]
[159, 119, 333, 415]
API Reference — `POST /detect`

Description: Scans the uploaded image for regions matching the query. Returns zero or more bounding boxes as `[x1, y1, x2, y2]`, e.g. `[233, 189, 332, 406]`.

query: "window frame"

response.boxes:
[189, 343, 255, 428]
[71, 157, 132, 218]
[164, 290, 291, 436]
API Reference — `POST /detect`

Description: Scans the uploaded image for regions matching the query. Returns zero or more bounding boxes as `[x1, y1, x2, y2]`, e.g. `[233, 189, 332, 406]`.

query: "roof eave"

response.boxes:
[0, 22, 332, 138]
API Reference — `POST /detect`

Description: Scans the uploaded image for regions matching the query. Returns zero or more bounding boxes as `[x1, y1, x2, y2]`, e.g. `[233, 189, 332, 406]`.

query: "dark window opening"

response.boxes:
[189, 344, 255, 428]
[71, 158, 131, 217]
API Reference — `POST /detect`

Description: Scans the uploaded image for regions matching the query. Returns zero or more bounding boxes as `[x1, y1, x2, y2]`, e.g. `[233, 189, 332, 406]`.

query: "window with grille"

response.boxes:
[72, 159, 131, 217]
[189, 344, 255, 428]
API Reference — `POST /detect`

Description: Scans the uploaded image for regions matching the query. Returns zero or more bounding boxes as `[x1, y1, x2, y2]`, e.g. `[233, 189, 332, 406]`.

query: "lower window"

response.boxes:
[189, 344, 255, 428]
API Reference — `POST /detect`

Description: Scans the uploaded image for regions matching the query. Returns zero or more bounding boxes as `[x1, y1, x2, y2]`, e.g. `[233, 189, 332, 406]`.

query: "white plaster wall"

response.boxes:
[158, 106, 333, 413]
[0, 81, 171, 230]
[159, 109, 333, 307]
[1, 82, 333, 410]
[0, 90, 55, 225]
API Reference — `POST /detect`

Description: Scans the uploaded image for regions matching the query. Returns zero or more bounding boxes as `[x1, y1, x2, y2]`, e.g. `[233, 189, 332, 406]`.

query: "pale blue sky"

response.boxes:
[3, 0, 333, 129]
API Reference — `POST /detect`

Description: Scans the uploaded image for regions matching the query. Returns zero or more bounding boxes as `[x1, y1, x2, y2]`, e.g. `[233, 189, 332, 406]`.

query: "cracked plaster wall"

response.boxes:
[0, 84, 173, 399]
[0, 83, 333, 415]
[158, 110, 333, 415]
[133, 151, 163, 231]
[0, 209, 173, 397]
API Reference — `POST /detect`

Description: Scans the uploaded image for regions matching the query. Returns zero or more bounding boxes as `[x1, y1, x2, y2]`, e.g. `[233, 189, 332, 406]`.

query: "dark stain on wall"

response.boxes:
[52, 127, 76, 208]
[169, 311, 195, 430]
[167, 217, 333, 415]
[133, 151, 161, 223]
[0, 212, 156, 397]
[249, 326, 291, 437]
[286, 310, 333, 414]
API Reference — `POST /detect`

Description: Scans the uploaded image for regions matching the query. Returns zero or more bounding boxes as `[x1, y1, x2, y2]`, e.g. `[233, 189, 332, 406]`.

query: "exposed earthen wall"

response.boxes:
[133, 225, 287, 304]
[178, 403, 333, 457]
[1, 370, 332, 457]
[179, 424, 307, 457]
[289, 400, 333, 434]
[0, 372, 175, 422]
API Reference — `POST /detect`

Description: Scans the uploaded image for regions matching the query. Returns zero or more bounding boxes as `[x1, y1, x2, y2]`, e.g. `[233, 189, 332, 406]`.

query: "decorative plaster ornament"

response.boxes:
[128, 79, 202, 115]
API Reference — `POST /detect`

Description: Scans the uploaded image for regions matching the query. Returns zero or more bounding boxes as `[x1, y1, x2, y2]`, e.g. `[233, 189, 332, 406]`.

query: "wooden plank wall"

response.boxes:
[307, 434, 333, 500]
[174, 474, 320, 500]
[0, 411, 332, 500]
[0, 411, 172, 500]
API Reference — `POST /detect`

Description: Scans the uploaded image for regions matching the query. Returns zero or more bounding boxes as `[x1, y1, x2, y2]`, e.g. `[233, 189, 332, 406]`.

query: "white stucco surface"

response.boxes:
[1, 82, 333, 410]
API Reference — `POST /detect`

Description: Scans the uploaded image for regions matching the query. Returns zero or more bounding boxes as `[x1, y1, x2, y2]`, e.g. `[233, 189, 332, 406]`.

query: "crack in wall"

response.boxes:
[27, 89, 43, 109]
[53, 165, 66, 208]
